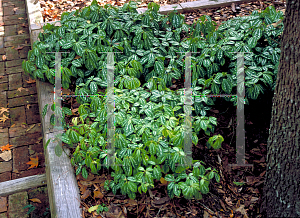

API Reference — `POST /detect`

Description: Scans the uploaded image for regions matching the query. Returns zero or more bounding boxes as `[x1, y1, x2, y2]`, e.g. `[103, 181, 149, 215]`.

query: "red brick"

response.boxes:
[8, 73, 22, 90]
[8, 94, 38, 108]
[0, 161, 12, 174]
[29, 143, 44, 156]
[0, 75, 8, 84]
[0, 62, 5, 76]
[22, 72, 36, 88]
[4, 47, 19, 61]
[3, 20, 27, 26]
[8, 192, 28, 218]
[3, 14, 26, 22]
[18, 46, 29, 59]
[0, 91, 7, 107]
[13, 146, 29, 171]
[4, 40, 30, 48]
[10, 132, 42, 147]
[0, 128, 9, 145]
[26, 104, 40, 125]
[0, 172, 11, 182]
[4, 25, 17, 37]
[16, 25, 29, 35]
[3, 7, 14, 16]
[9, 123, 42, 138]
[0, 83, 8, 91]
[5, 65, 23, 75]
[5, 59, 24, 68]
[7, 86, 37, 99]
[12, 167, 45, 180]
[3, 2, 25, 7]
[4, 34, 29, 42]
[9, 106, 26, 126]
[0, 197, 7, 213]
[15, 9, 26, 15]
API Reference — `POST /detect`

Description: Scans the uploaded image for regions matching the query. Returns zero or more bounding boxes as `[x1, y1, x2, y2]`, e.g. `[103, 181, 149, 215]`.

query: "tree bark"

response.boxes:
[261, 0, 300, 217]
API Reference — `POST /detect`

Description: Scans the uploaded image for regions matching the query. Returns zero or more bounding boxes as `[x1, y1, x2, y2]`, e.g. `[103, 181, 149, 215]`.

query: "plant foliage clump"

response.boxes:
[31, 0, 284, 200]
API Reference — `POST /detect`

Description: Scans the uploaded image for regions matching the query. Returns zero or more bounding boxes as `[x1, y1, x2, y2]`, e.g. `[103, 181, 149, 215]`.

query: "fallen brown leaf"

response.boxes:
[0, 114, 9, 123]
[18, 17, 24, 20]
[93, 190, 104, 199]
[10, 124, 16, 128]
[26, 155, 39, 169]
[18, 30, 25, 35]
[29, 198, 42, 203]
[1, 144, 13, 151]
[14, 45, 25, 51]
[26, 104, 31, 109]
[13, 7, 19, 12]
[25, 78, 36, 84]
[0, 107, 9, 115]
[17, 87, 28, 92]
[26, 124, 35, 132]
[2, 55, 6, 61]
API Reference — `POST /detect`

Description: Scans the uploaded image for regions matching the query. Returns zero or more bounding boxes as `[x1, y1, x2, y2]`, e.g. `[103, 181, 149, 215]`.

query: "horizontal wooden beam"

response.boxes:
[137, 0, 257, 14]
[0, 174, 47, 197]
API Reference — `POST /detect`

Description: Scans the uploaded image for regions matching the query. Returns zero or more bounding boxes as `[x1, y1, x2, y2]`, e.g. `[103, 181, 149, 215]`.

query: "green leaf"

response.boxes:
[54, 144, 63, 157]
[221, 79, 232, 94]
[82, 167, 88, 179]
[247, 37, 257, 48]
[153, 167, 162, 180]
[70, 130, 80, 143]
[214, 172, 220, 182]
[44, 138, 51, 150]
[128, 181, 137, 192]
[42, 104, 48, 118]
[233, 181, 245, 186]
[36, 56, 44, 69]
[62, 107, 72, 115]
[89, 82, 98, 94]
[172, 14, 181, 28]
[165, 174, 174, 182]
[154, 61, 164, 75]
[61, 135, 72, 144]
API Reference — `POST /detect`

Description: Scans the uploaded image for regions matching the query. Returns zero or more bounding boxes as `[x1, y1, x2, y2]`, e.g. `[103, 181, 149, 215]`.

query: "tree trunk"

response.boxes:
[261, 0, 300, 217]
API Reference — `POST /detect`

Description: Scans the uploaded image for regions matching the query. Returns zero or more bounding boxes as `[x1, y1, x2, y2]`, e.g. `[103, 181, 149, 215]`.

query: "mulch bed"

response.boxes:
[41, 0, 286, 217]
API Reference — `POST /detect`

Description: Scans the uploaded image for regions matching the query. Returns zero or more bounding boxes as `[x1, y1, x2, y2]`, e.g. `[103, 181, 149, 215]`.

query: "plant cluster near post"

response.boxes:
[24, 0, 284, 201]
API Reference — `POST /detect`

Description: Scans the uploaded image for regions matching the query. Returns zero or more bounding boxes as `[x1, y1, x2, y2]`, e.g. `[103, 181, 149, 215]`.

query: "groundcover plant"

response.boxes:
[23, 0, 283, 200]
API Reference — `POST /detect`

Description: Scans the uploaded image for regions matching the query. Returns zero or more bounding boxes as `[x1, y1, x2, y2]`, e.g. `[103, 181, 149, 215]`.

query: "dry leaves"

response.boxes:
[0, 150, 12, 161]
[14, 45, 25, 51]
[1, 144, 13, 151]
[26, 124, 36, 132]
[17, 87, 28, 92]
[0, 107, 9, 115]
[0, 114, 9, 123]
[26, 156, 39, 169]
[29, 198, 42, 203]
[25, 78, 36, 84]
[12, 7, 19, 12]
[26, 104, 31, 109]
[2, 55, 6, 61]
[18, 30, 25, 35]
[18, 17, 24, 20]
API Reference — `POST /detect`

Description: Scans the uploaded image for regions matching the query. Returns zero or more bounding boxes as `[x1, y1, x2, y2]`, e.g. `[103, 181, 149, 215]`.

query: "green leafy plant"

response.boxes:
[25, 0, 285, 202]
[60, 87, 221, 200]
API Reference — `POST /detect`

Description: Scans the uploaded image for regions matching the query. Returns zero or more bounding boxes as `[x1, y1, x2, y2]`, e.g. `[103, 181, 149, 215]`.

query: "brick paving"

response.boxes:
[0, 0, 50, 217]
